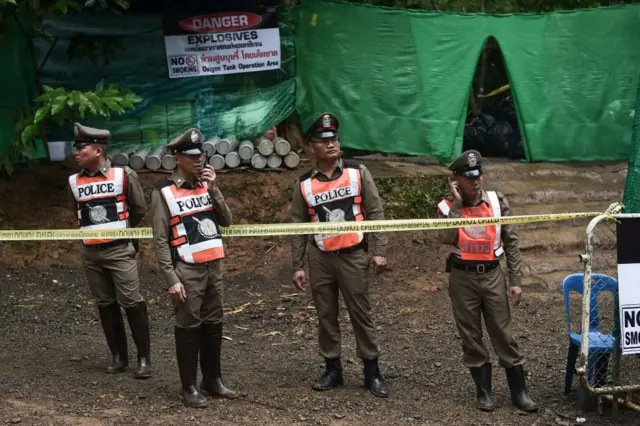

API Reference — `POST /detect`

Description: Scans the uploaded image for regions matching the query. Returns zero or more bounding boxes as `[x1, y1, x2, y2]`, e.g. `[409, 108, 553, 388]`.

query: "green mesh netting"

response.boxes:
[35, 5, 296, 152]
[0, 13, 42, 171]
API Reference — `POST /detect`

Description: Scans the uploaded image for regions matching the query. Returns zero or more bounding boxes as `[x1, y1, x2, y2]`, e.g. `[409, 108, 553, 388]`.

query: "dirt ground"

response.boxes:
[0, 161, 638, 425]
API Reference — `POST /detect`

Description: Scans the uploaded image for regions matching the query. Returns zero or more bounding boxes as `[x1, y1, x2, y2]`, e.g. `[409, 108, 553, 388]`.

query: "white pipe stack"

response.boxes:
[251, 153, 267, 169]
[203, 136, 220, 157]
[145, 146, 166, 171]
[283, 151, 300, 169]
[129, 148, 152, 170]
[266, 153, 282, 169]
[217, 136, 238, 156]
[209, 154, 226, 171]
[256, 137, 274, 156]
[111, 151, 129, 167]
[162, 153, 177, 170]
[225, 151, 241, 168]
[238, 140, 254, 161]
[273, 137, 291, 156]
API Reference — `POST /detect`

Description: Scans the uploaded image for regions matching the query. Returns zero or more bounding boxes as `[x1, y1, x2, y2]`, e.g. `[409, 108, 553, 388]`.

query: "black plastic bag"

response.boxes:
[463, 114, 496, 151]
[485, 120, 512, 157]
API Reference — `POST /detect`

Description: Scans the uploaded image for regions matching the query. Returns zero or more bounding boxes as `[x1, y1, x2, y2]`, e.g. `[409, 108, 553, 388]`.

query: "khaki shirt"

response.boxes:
[151, 172, 232, 287]
[291, 159, 387, 271]
[438, 190, 522, 288]
[67, 158, 147, 227]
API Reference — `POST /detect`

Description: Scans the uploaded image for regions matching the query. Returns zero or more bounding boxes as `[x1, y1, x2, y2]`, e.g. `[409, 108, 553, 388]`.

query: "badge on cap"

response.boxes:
[190, 130, 199, 143]
[468, 153, 477, 167]
[322, 114, 331, 128]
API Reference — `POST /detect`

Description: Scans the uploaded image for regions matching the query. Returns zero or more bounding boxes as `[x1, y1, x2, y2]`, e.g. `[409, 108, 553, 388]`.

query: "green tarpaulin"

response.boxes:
[294, 0, 640, 163]
[0, 14, 40, 172]
[3, 1, 640, 166]
[622, 76, 640, 212]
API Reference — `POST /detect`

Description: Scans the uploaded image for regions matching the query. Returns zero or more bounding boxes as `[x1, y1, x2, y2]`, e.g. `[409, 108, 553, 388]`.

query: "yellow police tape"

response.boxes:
[477, 84, 511, 99]
[0, 211, 606, 241]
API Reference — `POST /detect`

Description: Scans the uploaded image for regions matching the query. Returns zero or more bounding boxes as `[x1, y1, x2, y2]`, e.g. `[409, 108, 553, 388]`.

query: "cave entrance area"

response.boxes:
[463, 37, 525, 162]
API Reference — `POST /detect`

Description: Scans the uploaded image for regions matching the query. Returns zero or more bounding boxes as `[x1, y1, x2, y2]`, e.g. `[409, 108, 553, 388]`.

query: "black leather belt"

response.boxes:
[451, 259, 500, 274]
[84, 239, 130, 251]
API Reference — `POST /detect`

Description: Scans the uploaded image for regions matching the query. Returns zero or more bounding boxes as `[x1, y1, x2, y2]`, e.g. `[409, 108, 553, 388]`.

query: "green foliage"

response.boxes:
[376, 176, 450, 219]
[0, 0, 139, 176]
[21, 80, 141, 144]
[66, 34, 124, 66]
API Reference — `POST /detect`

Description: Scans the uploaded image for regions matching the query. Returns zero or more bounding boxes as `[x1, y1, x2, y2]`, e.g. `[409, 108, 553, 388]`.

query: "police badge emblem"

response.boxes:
[320, 206, 346, 238]
[322, 114, 331, 128]
[323, 206, 346, 223]
[463, 225, 490, 240]
[193, 216, 218, 239]
[89, 205, 109, 224]
[468, 153, 477, 167]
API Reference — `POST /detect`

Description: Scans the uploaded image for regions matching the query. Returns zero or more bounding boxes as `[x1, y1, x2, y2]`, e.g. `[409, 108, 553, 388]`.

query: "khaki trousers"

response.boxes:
[82, 242, 143, 308]
[308, 245, 379, 360]
[448, 265, 524, 368]
[174, 259, 224, 329]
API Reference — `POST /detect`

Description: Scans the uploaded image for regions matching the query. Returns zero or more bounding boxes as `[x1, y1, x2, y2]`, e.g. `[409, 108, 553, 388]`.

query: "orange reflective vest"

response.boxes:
[68, 167, 129, 245]
[159, 181, 224, 264]
[437, 191, 504, 261]
[299, 162, 364, 252]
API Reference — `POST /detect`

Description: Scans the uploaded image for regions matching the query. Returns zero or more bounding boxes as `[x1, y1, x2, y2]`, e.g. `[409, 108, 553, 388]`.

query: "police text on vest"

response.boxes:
[78, 183, 115, 198]
[313, 187, 353, 205]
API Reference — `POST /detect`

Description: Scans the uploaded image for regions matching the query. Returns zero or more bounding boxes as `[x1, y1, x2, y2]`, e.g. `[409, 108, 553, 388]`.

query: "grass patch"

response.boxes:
[376, 176, 449, 219]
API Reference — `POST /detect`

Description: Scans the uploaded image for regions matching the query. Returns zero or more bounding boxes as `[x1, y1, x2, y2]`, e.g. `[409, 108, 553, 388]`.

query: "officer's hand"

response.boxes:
[292, 270, 308, 291]
[448, 178, 462, 202]
[371, 256, 388, 275]
[201, 165, 217, 191]
[168, 283, 187, 303]
[509, 286, 523, 306]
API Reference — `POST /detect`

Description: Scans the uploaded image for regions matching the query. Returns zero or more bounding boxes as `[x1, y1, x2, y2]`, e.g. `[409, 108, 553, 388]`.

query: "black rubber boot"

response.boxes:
[125, 302, 152, 379]
[505, 365, 539, 412]
[98, 303, 128, 374]
[363, 358, 389, 398]
[199, 323, 238, 399]
[312, 358, 344, 391]
[175, 326, 207, 408]
[470, 363, 495, 411]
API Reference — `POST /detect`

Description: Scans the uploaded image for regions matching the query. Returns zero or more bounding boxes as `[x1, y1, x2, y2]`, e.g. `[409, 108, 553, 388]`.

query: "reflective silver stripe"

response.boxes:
[302, 178, 314, 207]
[80, 221, 128, 230]
[486, 191, 503, 256]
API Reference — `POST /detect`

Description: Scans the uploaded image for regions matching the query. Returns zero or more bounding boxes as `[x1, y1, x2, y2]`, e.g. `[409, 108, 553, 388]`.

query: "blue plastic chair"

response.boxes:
[562, 273, 617, 394]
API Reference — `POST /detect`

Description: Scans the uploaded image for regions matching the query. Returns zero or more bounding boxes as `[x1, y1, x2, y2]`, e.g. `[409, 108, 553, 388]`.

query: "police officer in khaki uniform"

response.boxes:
[437, 150, 537, 412]
[151, 128, 238, 408]
[291, 112, 389, 397]
[67, 123, 152, 379]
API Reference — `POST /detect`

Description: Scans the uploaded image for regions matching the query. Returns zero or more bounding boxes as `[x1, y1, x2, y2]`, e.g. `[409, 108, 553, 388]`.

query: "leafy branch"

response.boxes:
[0, 0, 140, 176]
[21, 80, 142, 143]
